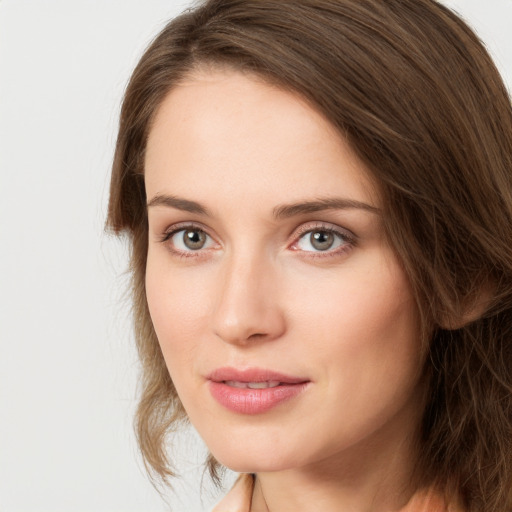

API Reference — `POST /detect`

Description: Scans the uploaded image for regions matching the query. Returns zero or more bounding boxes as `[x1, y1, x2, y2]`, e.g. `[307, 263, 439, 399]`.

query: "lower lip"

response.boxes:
[208, 381, 309, 414]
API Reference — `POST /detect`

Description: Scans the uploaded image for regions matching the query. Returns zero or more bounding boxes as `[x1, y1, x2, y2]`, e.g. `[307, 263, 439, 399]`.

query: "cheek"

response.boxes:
[283, 265, 422, 452]
[287, 252, 422, 392]
[289, 254, 418, 342]
[145, 254, 212, 373]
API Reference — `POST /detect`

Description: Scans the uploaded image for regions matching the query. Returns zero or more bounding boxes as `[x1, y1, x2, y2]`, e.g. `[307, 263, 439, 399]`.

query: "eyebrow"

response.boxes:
[273, 197, 380, 219]
[146, 194, 380, 218]
[147, 194, 210, 215]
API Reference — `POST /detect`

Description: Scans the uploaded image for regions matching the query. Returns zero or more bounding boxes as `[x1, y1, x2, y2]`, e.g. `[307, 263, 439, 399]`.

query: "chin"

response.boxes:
[210, 444, 304, 474]
[218, 458, 293, 474]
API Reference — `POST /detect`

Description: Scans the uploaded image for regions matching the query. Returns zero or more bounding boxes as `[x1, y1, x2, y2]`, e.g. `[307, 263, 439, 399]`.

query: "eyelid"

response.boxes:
[157, 220, 356, 258]
[160, 221, 213, 241]
[289, 221, 356, 255]
[292, 221, 355, 239]
[159, 221, 220, 257]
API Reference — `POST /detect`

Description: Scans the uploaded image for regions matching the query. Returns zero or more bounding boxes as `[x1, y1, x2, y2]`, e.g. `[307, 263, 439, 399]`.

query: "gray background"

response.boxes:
[1, 1, 511, 511]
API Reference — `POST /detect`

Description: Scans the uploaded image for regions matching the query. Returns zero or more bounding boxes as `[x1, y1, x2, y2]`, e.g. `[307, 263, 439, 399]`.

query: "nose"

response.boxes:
[212, 252, 286, 346]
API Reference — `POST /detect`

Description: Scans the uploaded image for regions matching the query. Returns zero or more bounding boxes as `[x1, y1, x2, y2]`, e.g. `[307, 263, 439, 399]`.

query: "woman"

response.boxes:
[107, 0, 512, 510]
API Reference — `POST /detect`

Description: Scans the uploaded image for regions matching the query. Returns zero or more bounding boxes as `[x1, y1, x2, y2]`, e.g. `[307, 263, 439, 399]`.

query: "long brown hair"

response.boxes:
[107, 1, 512, 510]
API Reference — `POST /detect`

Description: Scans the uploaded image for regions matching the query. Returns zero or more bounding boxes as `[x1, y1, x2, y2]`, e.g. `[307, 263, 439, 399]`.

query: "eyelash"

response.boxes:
[290, 223, 355, 259]
[159, 222, 356, 260]
[159, 222, 214, 260]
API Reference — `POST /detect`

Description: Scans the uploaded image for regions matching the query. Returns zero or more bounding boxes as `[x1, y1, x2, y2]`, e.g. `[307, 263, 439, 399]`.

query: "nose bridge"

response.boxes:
[212, 245, 285, 345]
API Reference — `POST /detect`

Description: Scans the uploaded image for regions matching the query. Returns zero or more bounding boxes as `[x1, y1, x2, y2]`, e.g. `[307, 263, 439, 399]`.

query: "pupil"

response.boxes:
[184, 230, 206, 250]
[311, 231, 334, 251]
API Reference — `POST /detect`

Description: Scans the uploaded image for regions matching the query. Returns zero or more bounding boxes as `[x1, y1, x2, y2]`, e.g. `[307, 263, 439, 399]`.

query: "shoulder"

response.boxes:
[400, 487, 465, 512]
[211, 473, 254, 512]
[211, 476, 465, 512]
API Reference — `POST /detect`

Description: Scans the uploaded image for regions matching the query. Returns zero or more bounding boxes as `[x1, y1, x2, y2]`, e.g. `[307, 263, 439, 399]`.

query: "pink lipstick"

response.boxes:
[207, 367, 310, 414]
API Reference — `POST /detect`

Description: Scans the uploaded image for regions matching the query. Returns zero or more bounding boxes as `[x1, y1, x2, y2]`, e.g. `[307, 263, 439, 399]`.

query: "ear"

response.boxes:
[438, 285, 493, 330]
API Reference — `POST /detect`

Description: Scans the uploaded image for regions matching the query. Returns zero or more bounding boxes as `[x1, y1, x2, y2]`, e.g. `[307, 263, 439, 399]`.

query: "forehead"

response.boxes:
[144, 69, 378, 208]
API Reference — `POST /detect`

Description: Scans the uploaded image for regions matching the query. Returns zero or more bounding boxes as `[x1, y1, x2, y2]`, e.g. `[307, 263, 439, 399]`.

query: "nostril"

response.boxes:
[248, 332, 266, 340]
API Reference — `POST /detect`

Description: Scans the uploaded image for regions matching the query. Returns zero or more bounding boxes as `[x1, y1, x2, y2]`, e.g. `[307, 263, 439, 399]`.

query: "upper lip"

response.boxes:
[207, 367, 309, 384]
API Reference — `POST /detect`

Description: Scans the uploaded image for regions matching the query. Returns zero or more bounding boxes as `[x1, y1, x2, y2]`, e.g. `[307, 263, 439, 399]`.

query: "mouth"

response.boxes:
[223, 380, 282, 389]
[207, 367, 310, 414]
[207, 366, 309, 385]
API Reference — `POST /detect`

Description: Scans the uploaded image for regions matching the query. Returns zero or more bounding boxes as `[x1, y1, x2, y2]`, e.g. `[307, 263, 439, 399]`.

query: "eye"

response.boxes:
[165, 227, 215, 252]
[294, 227, 352, 254]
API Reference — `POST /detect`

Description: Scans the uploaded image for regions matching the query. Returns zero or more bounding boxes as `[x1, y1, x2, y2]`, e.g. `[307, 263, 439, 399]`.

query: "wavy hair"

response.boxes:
[107, 1, 512, 510]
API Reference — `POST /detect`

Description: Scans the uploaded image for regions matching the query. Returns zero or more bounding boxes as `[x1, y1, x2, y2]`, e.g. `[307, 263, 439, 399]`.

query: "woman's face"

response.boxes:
[144, 69, 425, 474]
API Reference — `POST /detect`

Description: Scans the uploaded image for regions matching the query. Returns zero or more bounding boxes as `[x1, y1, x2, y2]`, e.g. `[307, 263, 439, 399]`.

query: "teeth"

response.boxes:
[224, 380, 281, 389]
[248, 381, 280, 389]
[225, 381, 248, 388]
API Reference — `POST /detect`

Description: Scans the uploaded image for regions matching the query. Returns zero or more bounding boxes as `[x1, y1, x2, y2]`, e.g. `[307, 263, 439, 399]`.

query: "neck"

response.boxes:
[250, 404, 423, 512]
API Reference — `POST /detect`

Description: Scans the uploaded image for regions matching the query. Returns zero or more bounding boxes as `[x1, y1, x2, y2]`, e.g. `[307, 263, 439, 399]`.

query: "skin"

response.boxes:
[144, 69, 427, 512]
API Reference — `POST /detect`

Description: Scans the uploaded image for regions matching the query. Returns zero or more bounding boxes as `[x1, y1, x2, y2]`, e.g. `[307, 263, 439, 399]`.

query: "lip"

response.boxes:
[207, 367, 310, 415]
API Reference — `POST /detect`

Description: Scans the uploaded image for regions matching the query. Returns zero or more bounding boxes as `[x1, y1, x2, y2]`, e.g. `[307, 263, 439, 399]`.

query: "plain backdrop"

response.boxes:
[0, 1, 511, 511]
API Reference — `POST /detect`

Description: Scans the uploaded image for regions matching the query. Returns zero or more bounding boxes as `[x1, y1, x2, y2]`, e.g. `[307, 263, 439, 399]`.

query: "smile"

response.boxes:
[224, 380, 281, 389]
[207, 367, 310, 414]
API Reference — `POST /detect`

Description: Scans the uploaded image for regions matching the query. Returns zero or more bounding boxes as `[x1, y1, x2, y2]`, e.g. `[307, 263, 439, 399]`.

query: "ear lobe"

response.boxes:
[438, 285, 493, 330]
